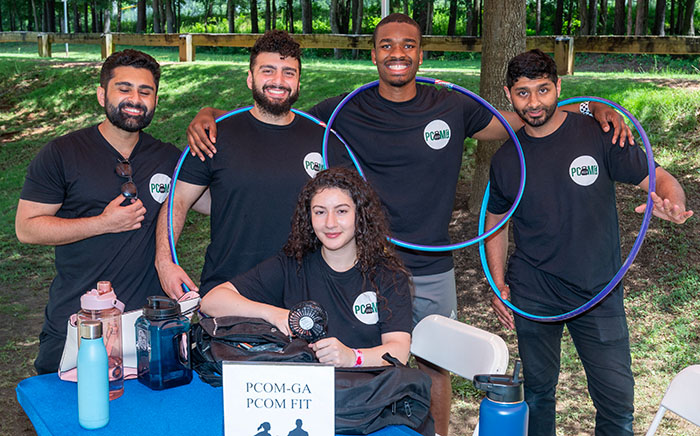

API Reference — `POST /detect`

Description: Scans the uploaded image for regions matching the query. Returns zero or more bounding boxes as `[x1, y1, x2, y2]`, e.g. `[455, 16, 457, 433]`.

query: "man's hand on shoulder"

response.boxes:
[187, 107, 225, 161]
[589, 101, 635, 147]
[100, 194, 146, 233]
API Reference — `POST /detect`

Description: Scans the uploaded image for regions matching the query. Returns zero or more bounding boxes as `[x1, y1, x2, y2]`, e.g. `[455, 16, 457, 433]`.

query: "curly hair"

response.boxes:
[100, 49, 160, 91]
[250, 29, 302, 73]
[284, 168, 410, 296]
[506, 49, 558, 89]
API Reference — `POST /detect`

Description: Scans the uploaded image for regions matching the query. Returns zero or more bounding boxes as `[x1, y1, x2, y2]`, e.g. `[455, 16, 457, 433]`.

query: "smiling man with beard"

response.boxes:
[153, 30, 346, 301]
[16, 49, 189, 374]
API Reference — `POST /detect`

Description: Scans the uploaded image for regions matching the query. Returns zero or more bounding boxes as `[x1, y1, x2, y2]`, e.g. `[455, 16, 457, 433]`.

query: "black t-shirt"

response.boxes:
[231, 250, 413, 349]
[178, 111, 346, 295]
[20, 125, 180, 337]
[488, 113, 653, 315]
[310, 85, 493, 276]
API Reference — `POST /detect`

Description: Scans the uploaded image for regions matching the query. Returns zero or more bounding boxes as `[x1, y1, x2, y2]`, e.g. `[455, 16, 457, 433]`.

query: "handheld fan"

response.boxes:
[288, 300, 328, 342]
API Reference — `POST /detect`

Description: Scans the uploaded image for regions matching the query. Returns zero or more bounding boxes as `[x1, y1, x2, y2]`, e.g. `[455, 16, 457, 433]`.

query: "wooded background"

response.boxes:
[1, 0, 698, 38]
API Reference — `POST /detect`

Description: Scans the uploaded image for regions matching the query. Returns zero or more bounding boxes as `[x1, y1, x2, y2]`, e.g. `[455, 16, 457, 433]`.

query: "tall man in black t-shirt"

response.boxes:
[15, 50, 205, 374]
[485, 49, 692, 436]
[154, 30, 345, 300]
[184, 15, 634, 436]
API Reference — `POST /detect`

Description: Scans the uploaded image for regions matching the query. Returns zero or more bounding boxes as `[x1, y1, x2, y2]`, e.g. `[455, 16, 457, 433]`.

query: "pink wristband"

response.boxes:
[352, 349, 364, 367]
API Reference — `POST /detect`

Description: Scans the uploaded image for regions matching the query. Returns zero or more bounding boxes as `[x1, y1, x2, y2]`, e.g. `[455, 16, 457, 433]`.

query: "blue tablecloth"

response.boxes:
[17, 374, 421, 436]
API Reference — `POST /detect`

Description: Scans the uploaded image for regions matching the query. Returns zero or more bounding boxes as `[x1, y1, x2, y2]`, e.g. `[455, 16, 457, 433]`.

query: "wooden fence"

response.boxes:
[2, 31, 700, 75]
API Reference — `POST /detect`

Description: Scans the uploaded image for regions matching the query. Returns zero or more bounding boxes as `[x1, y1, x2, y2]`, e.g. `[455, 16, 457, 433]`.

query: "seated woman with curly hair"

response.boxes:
[201, 167, 412, 367]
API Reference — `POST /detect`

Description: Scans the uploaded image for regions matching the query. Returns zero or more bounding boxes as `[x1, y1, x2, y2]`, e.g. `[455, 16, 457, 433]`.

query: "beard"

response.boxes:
[251, 81, 299, 116]
[515, 101, 557, 128]
[104, 98, 155, 133]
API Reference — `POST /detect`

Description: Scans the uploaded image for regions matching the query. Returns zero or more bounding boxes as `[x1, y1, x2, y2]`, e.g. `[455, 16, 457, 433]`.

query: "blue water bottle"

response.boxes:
[473, 360, 528, 436]
[77, 320, 109, 429]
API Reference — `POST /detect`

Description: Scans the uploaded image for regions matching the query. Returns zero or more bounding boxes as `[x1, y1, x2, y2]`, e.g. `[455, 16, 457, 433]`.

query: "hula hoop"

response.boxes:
[477, 96, 656, 322]
[167, 107, 356, 293]
[321, 76, 527, 252]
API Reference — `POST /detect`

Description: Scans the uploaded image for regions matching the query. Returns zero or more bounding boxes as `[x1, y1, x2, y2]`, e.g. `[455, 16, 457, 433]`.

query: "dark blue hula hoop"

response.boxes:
[321, 76, 527, 252]
[167, 106, 357, 293]
[478, 96, 657, 322]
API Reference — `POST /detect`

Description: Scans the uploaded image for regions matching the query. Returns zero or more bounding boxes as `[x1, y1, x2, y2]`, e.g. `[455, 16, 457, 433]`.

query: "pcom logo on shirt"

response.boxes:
[569, 155, 599, 186]
[303, 152, 325, 178]
[423, 120, 451, 150]
[149, 173, 172, 203]
[353, 291, 379, 325]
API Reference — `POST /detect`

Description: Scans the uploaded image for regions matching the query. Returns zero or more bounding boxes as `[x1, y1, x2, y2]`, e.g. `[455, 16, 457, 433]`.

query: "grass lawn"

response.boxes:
[0, 42, 699, 435]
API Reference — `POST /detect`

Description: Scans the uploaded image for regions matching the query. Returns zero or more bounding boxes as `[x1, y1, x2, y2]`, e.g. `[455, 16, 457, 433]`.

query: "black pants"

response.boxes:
[34, 330, 66, 375]
[512, 294, 635, 436]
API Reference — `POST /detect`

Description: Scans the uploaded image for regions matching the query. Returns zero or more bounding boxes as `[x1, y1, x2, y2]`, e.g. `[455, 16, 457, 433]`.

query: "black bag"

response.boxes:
[191, 316, 317, 387]
[335, 354, 434, 436]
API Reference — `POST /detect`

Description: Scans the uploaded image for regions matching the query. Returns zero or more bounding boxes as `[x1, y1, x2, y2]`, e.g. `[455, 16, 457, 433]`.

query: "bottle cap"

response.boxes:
[80, 282, 125, 312]
[80, 320, 103, 339]
[473, 360, 525, 402]
[142, 296, 181, 320]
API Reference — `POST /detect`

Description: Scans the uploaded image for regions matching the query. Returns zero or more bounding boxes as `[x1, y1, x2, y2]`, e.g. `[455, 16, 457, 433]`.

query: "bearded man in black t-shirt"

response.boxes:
[15, 50, 208, 375]
[183, 15, 637, 436]
[154, 30, 346, 301]
[485, 49, 692, 436]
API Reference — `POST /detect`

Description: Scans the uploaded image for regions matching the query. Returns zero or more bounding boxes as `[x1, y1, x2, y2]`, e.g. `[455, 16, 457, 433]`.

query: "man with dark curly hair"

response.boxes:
[154, 30, 346, 300]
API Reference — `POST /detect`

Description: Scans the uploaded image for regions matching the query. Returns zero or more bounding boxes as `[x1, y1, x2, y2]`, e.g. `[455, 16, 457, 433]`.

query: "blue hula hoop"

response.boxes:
[167, 106, 356, 293]
[321, 76, 527, 252]
[478, 96, 657, 322]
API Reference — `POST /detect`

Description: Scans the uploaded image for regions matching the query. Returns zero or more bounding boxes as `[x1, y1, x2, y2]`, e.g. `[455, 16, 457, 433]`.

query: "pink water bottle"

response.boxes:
[77, 281, 125, 400]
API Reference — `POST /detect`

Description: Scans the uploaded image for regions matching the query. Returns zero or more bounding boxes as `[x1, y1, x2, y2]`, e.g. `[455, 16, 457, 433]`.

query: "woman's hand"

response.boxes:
[309, 337, 355, 367]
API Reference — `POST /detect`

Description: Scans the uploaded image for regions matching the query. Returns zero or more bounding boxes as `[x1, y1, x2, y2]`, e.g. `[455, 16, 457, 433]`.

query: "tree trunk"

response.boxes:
[670, 0, 676, 33]
[91, 0, 97, 32]
[136, 0, 146, 32]
[476, 0, 483, 35]
[0, 2, 3, 32]
[681, 0, 695, 34]
[613, 0, 625, 33]
[286, 0, 293, 32]
[653, 0, 666, 34]
[626, 0, 634, 34]
[250, 0, 259, 32]
[330, 0, 341, 58]
[471, 0, 526, 214]
[635, 0, 648, 34]
[265, 0, 271, 30]
[73, 0, 81, 32]
[413, 0, 432, 33]
[83, 1, 88, 33]
[600, 0, 608, 32]
[567, 0, 574, 33]
[227, 0, 235, 32]
[47, 0, 56, 31]
[272, 0, 276, 29]
[104, 8, 111, 33]
[588, 0, 598, 34]
[30, 0, 40, 31]
[301, 0, 312, 33]
[153, 0, 161, 32]
[447, 0, 457, 35]
[554, 0, 564, 33]
[536, 0, 542, 34]
[579, 0, 589, 33]
[351, 0, 363, 58]
[426, 0, 434, 34]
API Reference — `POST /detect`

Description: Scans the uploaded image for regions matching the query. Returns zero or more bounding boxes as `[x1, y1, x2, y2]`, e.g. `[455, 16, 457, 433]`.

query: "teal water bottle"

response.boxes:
[78, 320, 109, 429]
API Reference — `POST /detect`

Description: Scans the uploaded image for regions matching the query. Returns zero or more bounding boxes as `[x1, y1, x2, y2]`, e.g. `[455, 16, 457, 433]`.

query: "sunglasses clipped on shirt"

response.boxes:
[115, 159, 138, 200]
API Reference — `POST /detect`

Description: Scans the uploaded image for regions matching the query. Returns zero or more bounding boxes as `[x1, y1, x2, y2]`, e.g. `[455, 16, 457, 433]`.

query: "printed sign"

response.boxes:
[223, 361, 335, 436]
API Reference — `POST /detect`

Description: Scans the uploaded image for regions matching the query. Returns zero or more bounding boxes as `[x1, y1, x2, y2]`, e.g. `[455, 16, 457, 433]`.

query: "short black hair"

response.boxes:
[506, 49, 558, 89]
[372, 13, 422, 48]
[100, 49, 160, 91]
[250, 30, 302, 73]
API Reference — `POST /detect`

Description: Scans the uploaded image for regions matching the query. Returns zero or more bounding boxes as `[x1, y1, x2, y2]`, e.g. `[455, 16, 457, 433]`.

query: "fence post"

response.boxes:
[101, 33, 114, 60]
[179, 34, 195, 62]
[554, 36, 575, 75]
[38, 33, 51, 57]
